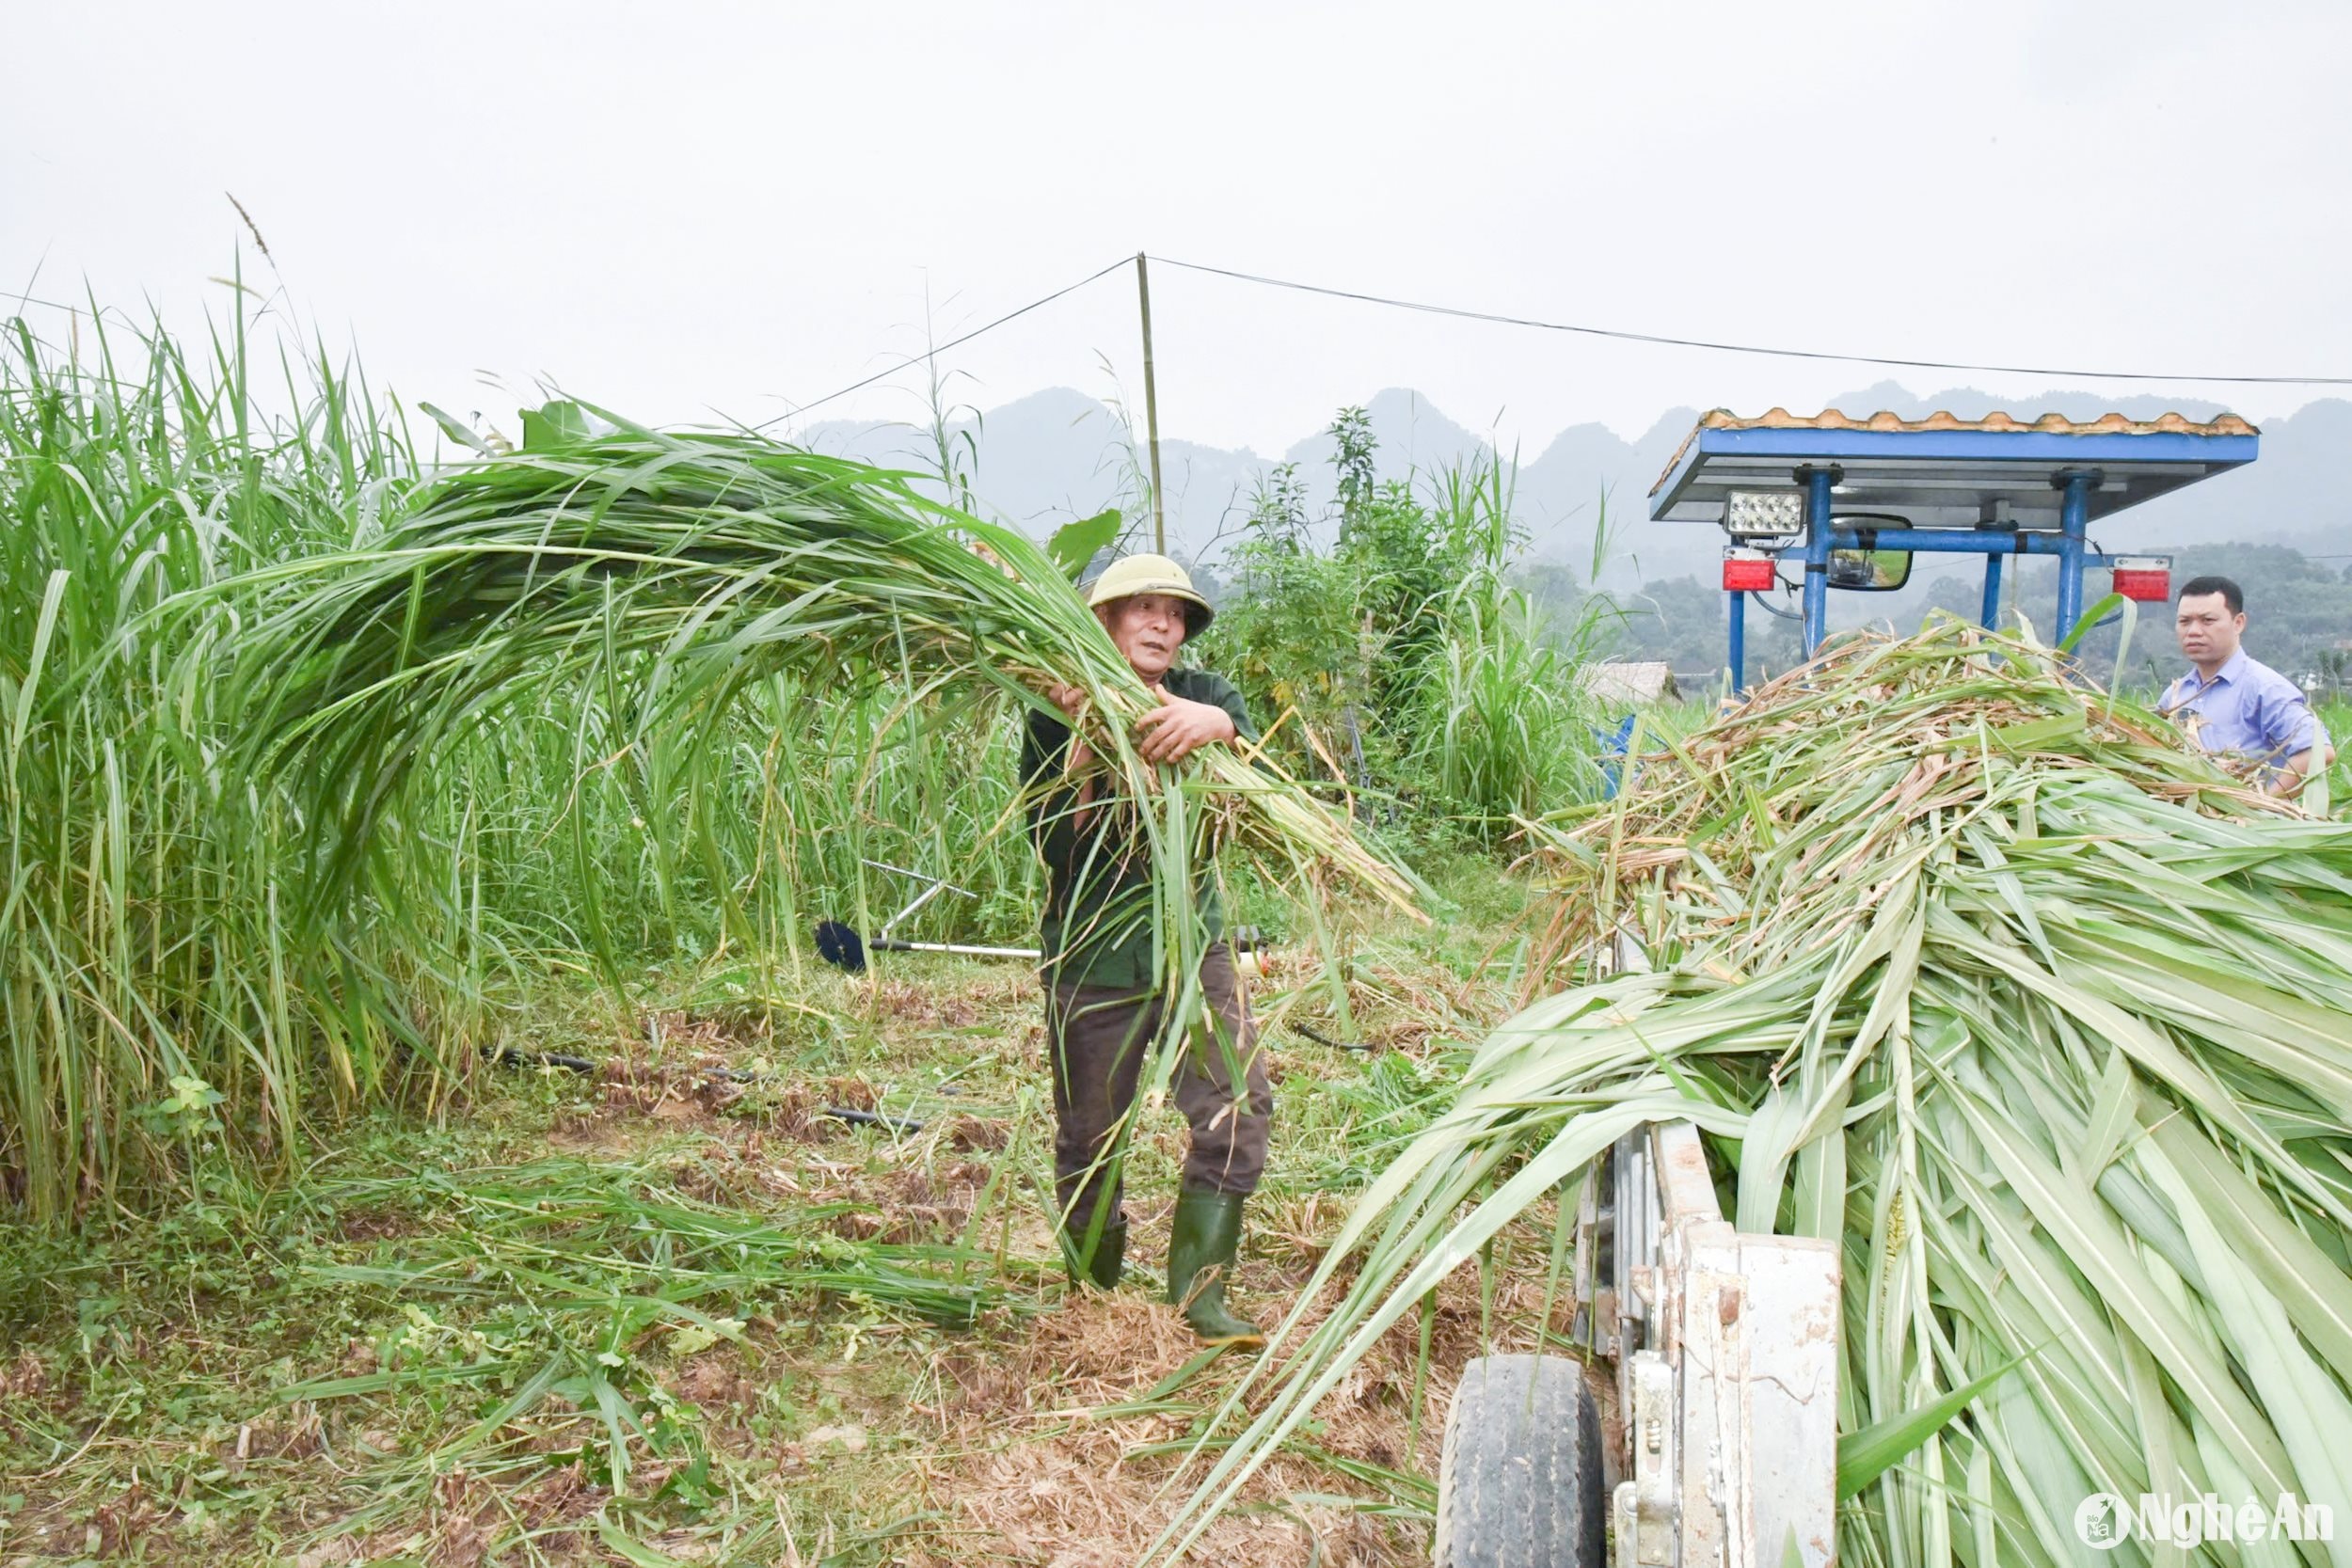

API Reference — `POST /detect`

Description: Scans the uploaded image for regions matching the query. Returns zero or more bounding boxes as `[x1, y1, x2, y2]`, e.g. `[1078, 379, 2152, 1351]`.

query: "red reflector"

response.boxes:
[2113, 567, 2170, 603]
[1723, 558, 1776, 592]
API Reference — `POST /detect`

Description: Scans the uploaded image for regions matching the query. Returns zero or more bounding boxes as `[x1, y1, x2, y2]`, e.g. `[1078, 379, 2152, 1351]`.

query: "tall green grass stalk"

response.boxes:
[1409, 574, 1608, 837]
[0, 304, 451, 1217]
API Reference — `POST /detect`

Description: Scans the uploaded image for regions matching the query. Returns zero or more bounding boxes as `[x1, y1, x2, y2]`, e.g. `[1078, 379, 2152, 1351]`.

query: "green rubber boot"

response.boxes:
[1062, 1217, 1127, 1290]
[1166, 1191, 1263, 1347]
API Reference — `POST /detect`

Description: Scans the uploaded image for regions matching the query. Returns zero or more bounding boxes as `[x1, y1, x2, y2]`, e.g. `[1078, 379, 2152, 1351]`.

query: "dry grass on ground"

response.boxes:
[2, 874, 1557, 1566]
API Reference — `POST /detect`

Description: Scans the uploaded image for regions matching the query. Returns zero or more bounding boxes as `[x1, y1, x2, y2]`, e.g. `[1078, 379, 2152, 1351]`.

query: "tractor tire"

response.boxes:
[1434, 1354, 1607, 1568]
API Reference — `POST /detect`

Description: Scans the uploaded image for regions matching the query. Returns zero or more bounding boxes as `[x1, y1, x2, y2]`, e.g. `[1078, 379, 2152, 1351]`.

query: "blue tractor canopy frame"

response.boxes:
[1648, 409, 2260, 688]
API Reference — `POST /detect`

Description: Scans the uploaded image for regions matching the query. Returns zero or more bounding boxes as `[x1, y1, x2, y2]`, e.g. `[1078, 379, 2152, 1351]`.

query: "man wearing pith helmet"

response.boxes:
[1019, 551, 1271, 1346]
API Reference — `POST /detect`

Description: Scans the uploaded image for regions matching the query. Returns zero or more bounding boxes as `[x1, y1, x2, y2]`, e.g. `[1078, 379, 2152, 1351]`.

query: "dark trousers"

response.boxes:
[1045, 945, 1273, 1239]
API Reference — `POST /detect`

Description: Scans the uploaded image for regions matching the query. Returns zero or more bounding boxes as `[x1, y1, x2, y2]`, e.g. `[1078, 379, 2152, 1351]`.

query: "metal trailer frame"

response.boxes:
[1436, 1115, 1840, 1567]
[1645, 413, 2260, 688]
[1435, 933, 1843, 1567]
[1591, 1121, 1840, 1567]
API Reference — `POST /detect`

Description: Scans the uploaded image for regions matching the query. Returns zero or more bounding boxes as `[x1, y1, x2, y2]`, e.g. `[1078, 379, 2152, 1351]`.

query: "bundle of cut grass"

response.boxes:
[1159, 618, 2352, 1565]
[281, 1155, 1008, 1512]
[229, 416, 1417, 1028]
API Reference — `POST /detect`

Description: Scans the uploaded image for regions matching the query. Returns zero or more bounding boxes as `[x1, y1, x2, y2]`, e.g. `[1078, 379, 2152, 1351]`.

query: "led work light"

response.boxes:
[1722, 489, 1805, 546]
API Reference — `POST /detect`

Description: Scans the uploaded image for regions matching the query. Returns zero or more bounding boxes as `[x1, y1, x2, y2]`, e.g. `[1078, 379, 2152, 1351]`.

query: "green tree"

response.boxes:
[1199, 461, 1365, 773]
[1200, 408, 1612, 832]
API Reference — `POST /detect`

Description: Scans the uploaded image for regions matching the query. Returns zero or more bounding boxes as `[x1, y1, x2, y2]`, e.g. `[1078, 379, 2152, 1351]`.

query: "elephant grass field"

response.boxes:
[7, 297, 2352, 1568]
[0, 301, 1524, 1563]
[0, 302, 1412, 1226]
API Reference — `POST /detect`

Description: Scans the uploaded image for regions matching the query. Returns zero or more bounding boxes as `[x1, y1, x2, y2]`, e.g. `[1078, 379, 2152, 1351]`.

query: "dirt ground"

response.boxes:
[2, 879, 1581, 1566]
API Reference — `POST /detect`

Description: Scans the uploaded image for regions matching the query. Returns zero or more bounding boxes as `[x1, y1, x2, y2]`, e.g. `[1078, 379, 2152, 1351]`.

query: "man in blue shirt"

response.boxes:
[2158, 576, 2330, 795]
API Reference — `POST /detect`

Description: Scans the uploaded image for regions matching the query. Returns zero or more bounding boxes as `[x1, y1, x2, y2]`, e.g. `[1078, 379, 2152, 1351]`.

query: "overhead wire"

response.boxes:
[749, 251, 2352, 425]
[747, 255, 1134, 431]
[8, 261, 1144, 432]
[1149, 255, 2352, 388]
[16, 251, 2352, 423]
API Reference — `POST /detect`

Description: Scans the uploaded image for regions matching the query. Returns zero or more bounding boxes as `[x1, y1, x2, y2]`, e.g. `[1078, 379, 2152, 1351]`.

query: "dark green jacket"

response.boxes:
[1021, 669, 1257, 993]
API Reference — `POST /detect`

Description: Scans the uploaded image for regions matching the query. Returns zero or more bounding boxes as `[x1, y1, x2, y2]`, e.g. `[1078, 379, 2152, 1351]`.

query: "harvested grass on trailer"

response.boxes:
[1153, 616, 2352, 1566]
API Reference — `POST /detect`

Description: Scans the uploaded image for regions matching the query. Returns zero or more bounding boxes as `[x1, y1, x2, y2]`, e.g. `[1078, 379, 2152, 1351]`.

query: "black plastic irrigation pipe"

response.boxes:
[1289, 1022, 1375, 1053]
[820, 1106, 929, 1133]
[485, 1046, 932, 1133]
[490, 1046, 603, 1075]
[491, 1019, 1368, 1098]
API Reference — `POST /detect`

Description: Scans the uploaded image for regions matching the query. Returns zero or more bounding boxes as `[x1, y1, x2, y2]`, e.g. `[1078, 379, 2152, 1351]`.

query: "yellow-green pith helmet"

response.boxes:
[1086, 552, 1214, 637]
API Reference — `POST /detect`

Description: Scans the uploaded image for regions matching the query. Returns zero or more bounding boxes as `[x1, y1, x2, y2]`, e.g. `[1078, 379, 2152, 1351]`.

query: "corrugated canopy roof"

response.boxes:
[1648, 406, 2260, 530]
[1687, 406, 2257, 444]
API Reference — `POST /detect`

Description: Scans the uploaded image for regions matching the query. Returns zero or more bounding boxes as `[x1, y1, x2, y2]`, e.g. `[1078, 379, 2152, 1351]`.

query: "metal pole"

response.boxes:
[2053, 468, 2097, 642]
[1727, 590, 1747, 691]
[1798, 466, 1837, 657]
[1979, 551, 2006, 629]
[1823, 526, 2102, 558]
[1136, 253, 1168, 555]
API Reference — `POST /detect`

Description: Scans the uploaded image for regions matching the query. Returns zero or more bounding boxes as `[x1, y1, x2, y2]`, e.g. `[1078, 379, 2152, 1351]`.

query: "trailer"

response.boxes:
[1430, 407, 2260, 1568]
[1436, 1118, 1840, 1567]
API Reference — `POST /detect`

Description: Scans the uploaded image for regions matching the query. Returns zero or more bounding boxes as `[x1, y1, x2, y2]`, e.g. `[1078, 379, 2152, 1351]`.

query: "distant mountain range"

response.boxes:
[795, 384, 2351, 592]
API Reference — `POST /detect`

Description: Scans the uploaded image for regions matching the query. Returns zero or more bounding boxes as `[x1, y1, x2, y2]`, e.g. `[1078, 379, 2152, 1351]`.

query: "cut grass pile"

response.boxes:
[1158, 619, 2352, 1565]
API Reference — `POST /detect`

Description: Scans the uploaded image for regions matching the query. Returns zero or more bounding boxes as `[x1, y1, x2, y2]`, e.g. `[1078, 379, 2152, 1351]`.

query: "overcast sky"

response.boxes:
[8, 1, 2349, 458]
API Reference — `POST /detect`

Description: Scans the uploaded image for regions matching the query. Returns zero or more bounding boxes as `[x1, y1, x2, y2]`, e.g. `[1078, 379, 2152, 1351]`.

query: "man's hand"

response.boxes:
[1135, 694, 1237, 765]
[1043, 684, 1096, 773]
[2273, 747, 2321, 797]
